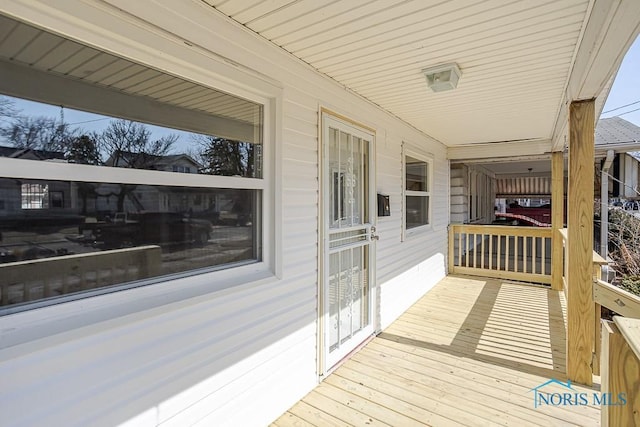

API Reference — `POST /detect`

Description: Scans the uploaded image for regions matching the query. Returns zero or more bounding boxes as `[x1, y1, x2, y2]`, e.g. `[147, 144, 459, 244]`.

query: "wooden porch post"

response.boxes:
[566, 99, 595, 385]
[551, 151, 564, 291]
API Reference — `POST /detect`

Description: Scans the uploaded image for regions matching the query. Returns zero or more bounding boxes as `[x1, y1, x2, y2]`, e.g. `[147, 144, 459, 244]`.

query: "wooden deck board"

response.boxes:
[272, 275, 600, 426]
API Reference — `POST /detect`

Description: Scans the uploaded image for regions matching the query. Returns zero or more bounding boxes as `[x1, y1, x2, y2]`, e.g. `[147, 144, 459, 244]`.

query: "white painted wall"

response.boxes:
[0, 2, 449, 426]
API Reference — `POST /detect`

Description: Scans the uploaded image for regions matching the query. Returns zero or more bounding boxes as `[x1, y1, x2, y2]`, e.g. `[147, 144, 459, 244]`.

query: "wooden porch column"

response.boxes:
[566, 99, 595, 386]
[551, 151, 564, 291]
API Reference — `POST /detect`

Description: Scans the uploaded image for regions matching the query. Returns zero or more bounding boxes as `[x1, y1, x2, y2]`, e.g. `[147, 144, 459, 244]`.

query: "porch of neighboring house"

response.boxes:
[273, 275, 601, 427]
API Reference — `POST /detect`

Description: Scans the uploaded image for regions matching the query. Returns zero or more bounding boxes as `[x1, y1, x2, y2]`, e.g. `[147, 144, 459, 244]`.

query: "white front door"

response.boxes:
[321, 113, 376, 373]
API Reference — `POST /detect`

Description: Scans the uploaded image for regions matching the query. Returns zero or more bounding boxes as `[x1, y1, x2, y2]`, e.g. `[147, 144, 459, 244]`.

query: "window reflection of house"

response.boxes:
[105, 150, 200, 173]
[0, 146, 73, 216]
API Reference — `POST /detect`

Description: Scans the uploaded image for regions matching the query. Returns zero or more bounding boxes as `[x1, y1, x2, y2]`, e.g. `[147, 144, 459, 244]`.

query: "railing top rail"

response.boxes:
[559, 228, 568, 242]
[594, 279, 640, 319]
[450, 223, 552, 238]
[0, 245, 161, 268]
[613, 316, 640, 361]
[593, 251, 608, 266]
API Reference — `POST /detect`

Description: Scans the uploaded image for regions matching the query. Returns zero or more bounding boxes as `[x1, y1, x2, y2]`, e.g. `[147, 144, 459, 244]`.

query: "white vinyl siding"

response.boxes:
[0, 2, 449, 426]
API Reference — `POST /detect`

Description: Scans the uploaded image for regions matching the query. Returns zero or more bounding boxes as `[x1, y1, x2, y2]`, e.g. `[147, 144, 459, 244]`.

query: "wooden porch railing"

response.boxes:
[448, 224, 552, 284]
[0, 245, 162, 306]
[559, 227, 608, 376]
[559, 227, 640, 425]
[599, 293, 640, 426]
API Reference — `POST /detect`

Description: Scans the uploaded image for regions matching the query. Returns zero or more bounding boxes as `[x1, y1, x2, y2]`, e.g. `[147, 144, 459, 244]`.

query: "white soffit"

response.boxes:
[0, 14, 261, 126]
[206, 0, 592, 146]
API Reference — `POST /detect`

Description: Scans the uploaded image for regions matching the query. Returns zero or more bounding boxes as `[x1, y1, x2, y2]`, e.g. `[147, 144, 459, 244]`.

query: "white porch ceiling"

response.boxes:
[0, 14, 261, 127]
[206, 0, 592, 146]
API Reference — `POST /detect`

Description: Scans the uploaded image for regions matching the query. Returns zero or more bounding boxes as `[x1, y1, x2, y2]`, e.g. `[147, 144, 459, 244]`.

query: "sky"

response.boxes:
[2, 97, 197, 153]
[600, 35, 640, 126]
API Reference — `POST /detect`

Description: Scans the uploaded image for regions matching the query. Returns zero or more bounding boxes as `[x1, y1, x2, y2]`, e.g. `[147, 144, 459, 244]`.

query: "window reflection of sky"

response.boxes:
[3, 96, 196, 152]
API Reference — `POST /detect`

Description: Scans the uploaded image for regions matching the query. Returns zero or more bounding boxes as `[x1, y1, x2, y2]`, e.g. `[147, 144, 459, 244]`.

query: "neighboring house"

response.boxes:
[0, 2, 638, 427]
[0, 145, 74, 219]
[105, 150, 201, 174]
[595, 117, 640, 201]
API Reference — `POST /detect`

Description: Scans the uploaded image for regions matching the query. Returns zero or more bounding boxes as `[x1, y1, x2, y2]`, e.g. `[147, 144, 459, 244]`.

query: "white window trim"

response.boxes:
[0, 6, 284, 345]
[402, 144, 433, 240]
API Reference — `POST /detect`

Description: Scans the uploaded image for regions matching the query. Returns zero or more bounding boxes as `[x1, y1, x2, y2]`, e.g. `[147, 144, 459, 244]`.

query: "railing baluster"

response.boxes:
[532, 237, 537, 275]
[489, 232, 493, 270]
[541, 237, 546, 275]
[457, 232, 462, 268]
[523, 236, 528, 274]
[446, 225, 551, 284]
[465, 233, 470, 268]
[505, 234, 510, 272]
[515, 236, 519, 273]
[481, 233, 485, 269]
[497, 234, 501, 271]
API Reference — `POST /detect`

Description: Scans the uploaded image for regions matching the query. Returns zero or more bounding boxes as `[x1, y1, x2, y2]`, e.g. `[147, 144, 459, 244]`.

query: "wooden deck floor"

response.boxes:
[272, 275, 601, 427]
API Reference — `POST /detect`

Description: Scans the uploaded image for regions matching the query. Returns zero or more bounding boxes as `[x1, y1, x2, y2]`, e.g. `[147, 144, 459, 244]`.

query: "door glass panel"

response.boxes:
[329, 252, 339, 351]
[326, 119, 372, 366]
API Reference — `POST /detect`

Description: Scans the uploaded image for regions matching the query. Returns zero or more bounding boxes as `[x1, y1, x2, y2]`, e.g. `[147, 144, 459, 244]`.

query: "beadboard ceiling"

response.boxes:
[0, 13, 261, 126]
[205, 0, 593, 146]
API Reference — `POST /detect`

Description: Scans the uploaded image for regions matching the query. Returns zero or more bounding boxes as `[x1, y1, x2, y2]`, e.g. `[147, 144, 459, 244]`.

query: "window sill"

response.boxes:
[403, 223, 433, 240]
[0, 262, 276, 351]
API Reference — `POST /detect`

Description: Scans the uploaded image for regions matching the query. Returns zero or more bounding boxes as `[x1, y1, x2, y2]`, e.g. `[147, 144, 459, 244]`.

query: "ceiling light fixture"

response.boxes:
[422, 63, 462, 92]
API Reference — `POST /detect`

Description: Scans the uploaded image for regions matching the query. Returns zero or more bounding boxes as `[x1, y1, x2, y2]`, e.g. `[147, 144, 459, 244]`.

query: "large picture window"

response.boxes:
[0, 15, 272, 312]
[404, 153, 431, 232]
[0, 93, 264, 309]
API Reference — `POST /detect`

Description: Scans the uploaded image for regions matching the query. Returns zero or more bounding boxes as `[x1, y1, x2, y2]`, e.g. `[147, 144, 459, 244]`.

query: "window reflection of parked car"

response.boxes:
[88, 212, 212, 248]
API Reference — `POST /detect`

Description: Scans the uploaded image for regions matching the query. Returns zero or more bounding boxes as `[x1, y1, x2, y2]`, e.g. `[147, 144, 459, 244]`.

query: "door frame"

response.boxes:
[317, 108, 378, 377]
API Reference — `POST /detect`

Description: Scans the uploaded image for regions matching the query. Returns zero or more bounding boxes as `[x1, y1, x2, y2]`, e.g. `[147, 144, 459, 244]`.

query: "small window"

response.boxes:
[404, 153, 431, 232]
[21, 183, 49, 209]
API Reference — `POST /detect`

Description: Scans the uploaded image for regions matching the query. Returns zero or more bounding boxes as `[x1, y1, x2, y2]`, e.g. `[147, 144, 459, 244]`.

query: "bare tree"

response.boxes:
[0, 96, 18, 118]
[96, 119, 177, 211]
[0, 115, 77, 151]
[99, 119, 177, 168]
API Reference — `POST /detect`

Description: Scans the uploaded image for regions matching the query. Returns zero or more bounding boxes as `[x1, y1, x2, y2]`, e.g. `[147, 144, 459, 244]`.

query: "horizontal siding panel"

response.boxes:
[281, 174, 317, 190]
[160, 330, 317, 427]
[3, 283, 318, 426]
[193, 340, 317, 427]
[283, 99, 317, 124]
[281, 204, 317, 221]
[281, 188, 317, 208]
[283, 114, 318, 139]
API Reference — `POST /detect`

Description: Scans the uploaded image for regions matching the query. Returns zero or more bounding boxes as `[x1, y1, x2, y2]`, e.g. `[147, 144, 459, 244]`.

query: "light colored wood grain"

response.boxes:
[601, 320, 640, 427]
[551, 151, 564, 291]
[287, 400, 349, 427]
[594, 279, 640, 318]
[272, 275, 600, 426]
[614, 317, 640, 364]
[314, 382, 425, 427]
[566, 99, 595, 386]
[449, 224, 552, 284]
[448, 224, 454, 274]
[271, 411, 316, 427]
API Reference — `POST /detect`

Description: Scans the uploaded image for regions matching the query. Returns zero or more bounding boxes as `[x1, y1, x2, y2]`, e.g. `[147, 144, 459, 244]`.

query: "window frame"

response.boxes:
[0, 86, 275, 317]
[402, 145, 433, 239]
[0, 95, 271, 314]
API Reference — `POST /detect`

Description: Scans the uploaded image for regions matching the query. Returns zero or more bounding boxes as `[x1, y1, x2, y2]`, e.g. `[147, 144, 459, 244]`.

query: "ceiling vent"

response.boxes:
[422, 63, 461, 92]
